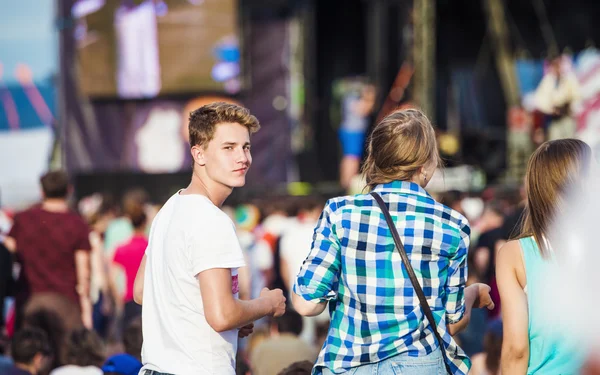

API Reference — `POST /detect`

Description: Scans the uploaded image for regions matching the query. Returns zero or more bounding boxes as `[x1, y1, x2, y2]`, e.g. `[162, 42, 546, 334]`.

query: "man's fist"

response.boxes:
[473, 283, 495, 310]
[260, 287, 286, 317]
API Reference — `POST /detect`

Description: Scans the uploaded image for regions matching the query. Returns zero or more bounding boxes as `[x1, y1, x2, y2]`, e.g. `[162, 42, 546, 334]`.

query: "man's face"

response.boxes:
[198, 122, 252, 188]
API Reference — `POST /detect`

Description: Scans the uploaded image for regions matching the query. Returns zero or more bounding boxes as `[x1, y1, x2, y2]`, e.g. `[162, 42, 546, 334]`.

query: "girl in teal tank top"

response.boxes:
[496, 139, 593, 374]
[519, 236, 586, 374]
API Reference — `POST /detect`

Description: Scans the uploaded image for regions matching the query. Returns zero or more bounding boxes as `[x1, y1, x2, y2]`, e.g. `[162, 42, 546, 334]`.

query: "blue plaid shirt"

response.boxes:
[294, 181, 471, 374]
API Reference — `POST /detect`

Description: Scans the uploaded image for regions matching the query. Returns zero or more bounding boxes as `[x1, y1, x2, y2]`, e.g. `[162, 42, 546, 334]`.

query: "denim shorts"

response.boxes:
[321, 347, 446, 375]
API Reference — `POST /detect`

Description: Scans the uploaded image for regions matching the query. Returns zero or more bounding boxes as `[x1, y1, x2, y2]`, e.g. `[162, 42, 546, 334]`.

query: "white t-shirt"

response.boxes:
[50, 365, 103, 375]
[140, 192, 245, 375]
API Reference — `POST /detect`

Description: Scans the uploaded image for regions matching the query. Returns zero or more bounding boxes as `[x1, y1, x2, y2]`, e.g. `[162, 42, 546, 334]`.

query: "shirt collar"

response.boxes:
[371, 180, 432, 199]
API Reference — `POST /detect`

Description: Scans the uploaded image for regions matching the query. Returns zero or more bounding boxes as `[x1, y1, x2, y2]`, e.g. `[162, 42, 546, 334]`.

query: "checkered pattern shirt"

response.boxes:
[294, 181, 471, 374]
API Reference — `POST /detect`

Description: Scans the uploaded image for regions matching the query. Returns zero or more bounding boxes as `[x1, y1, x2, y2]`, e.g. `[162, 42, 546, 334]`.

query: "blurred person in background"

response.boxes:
[0, 189, 13, 335]
[233, 204, 263, 301]
[0, 188, 13, 243]
[293, 109, 494, 375]
[0, 330, 13, 372]
[279, 196, 329, 344]
[104, 189, 149, 261]
[5, 327, 52, 375]
[250, 310, 317, 375]
[79, 194, 118, 338]
[471, 201, 505, 286]
[4, 171, 92, 330]
[243, 326, 270, 366]
[496, 184, 526, 244]
[101, 318, 143, 375]
[114, 0, 161, 98]
[279, 196, 324, 295]
[22, 293, 81, 372]
[133, 102, 286, 374]
[440, 190, 466, 217]
[0, 231, 14, 336]
[497, 139, 592, 374]
[49, 328, 104, 375]
[253, 198, 295, 295]
[235, 353, 251, 375]
[278, 360, 313, 375]
[110, 204, 147, 331]
[534, 54, 580, 140]
[337, 81, 376, 190]
[486, 185, 526, 320]
[104, 188, 148, 336]
[470, 201, 505, 325]
[469, 319, 503, 375]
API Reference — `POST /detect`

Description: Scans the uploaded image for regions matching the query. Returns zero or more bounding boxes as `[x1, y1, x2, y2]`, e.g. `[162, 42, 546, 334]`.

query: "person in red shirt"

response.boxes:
[111, 205, 147, 330]
[4, 171, 92, 330]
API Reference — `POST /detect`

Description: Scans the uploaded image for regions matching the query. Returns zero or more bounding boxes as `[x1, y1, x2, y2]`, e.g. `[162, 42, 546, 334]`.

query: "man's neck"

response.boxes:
[41, 198, 69, 213]
[182, 170, 232, 207]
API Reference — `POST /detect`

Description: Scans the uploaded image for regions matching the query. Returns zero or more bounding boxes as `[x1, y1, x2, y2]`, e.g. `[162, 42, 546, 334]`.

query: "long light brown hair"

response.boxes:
[521, 139, 592, 255]
[361, 108, 442, 190]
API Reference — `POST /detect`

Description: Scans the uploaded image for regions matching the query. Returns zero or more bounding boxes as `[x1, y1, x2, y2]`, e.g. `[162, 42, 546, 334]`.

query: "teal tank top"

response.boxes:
[519, 237, 585, 374]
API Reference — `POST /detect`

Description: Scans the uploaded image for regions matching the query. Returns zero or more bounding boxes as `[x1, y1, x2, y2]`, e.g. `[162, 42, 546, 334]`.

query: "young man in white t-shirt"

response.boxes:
[132, 102, 287, 375]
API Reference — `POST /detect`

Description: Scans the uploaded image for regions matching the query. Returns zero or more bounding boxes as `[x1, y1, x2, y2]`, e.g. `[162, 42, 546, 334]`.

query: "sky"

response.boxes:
[0, 0, 58, 84]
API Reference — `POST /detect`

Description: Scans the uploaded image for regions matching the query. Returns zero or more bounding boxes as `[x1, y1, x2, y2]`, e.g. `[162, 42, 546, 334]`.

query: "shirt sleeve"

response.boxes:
[445, 220, 470, 324]
[144, 216, 156, 256]
[112, 246, 124, 266]
[75, 218, 92, 252]
[293, 199, 341, 304]
[189, 213, 246, 277]
[7, 214, 20, 239]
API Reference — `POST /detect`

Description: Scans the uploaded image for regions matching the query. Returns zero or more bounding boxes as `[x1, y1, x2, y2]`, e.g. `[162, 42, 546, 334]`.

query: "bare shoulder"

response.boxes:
[497, 239, 522, 264]
[496, 239, 527, 288]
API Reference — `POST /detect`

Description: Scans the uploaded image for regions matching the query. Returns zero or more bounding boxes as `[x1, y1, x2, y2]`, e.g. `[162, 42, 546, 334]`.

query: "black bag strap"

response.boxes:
[371, 192, 453, 375]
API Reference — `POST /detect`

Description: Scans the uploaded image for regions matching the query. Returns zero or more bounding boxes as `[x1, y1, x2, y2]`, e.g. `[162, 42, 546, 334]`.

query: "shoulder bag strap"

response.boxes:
[371, 192, 452, 375]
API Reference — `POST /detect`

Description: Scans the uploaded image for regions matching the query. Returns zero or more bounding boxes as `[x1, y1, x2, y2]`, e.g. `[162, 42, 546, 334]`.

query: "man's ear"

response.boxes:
[191, 145, 206, 167]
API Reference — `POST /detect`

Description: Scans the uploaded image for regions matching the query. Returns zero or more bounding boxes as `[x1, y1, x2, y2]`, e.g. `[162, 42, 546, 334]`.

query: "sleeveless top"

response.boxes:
[519, 236, 585, 374]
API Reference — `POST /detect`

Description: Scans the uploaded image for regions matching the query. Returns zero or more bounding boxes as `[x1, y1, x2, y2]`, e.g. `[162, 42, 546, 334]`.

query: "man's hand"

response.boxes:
[259, 287, 286, 317]
[473, 283, 495, 310]
[238, 323, 254, 338]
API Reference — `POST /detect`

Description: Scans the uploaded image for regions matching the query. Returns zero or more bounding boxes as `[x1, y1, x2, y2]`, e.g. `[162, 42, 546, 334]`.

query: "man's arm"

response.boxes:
[109, 263, 125, 312]
[198, 268, 285, 332]
[3, 236, 16, 253]
[497, 241, 529, 375]
[133, 254, 146, 305]
[4, 214, 19, 254]
[74, 250, 92, 329]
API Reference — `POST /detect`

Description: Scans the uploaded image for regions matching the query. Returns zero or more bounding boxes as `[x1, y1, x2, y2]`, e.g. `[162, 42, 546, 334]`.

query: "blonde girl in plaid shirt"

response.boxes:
[292, 108, 494, 375]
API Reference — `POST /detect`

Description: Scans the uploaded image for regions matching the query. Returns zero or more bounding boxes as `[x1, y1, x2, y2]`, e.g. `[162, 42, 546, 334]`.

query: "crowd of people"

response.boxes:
[0, 102, 597, 375]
